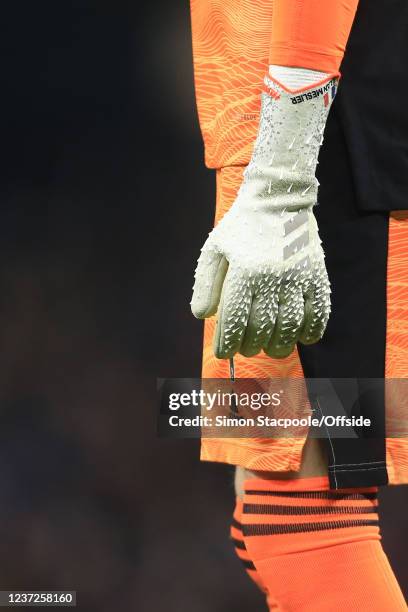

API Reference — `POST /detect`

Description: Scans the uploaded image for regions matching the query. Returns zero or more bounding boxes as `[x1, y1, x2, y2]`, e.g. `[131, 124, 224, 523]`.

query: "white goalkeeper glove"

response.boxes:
[192, 71, 338, 359]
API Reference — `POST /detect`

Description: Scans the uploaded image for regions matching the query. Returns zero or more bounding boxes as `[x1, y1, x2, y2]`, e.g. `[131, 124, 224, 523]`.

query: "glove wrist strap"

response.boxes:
[239, 72, 339, 210]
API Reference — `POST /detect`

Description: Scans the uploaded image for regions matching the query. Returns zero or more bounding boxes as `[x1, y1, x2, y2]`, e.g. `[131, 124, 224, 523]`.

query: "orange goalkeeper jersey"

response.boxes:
[189, 0, 358, 169]
[189, 0, 271, 168]
[189, 0, 408, 485]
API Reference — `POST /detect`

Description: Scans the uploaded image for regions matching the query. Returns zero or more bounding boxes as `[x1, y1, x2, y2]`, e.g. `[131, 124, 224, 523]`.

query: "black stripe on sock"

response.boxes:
[231, 517, 242, 531]
[244, 490, 377, 500]
[232, 538, 246, 550]
[243, 503, 378, 516]
[242, 519, 379, 536]
[241, 559, 256, 570]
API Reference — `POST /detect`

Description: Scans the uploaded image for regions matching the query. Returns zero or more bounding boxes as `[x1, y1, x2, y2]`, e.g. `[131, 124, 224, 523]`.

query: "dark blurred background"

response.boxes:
[0, 1, 405, 610]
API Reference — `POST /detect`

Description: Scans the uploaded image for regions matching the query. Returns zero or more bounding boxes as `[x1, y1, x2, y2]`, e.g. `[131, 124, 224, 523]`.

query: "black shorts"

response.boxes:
[298, 97, 390, 488]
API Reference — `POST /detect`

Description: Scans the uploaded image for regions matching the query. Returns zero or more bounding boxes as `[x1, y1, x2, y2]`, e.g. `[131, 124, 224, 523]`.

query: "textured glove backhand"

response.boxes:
[191, 73, 338, 359]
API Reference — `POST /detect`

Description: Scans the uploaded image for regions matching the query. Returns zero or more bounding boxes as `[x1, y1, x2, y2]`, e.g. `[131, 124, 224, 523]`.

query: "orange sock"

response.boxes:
[231, 498, 281, 610]
[231, 499, 265, 590]
[239, 476, 407, 611]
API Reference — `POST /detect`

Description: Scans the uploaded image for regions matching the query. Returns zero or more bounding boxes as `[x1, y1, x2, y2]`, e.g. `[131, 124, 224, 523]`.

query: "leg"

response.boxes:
[241, 476, 407, 611]
[230, 497, 281, 610]
[235, 436, 328, 500]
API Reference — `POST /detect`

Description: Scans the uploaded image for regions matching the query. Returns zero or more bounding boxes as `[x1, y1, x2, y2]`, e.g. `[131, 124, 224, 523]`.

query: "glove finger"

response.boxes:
[264, 284, 304, 359]
[298, 266, 331, 345]
[213, 267, 252, 359]
[191, 241, 228, 318]
[240, 279, 279, 357]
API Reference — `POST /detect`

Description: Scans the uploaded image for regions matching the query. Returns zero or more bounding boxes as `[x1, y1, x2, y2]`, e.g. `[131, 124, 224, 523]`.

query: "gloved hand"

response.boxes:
[191, 73, 338, 359]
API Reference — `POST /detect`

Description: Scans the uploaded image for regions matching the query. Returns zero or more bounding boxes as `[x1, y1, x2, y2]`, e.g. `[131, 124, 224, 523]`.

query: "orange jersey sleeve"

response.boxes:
[269, 0, 360, 73]
[190, 0, 359, 168]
